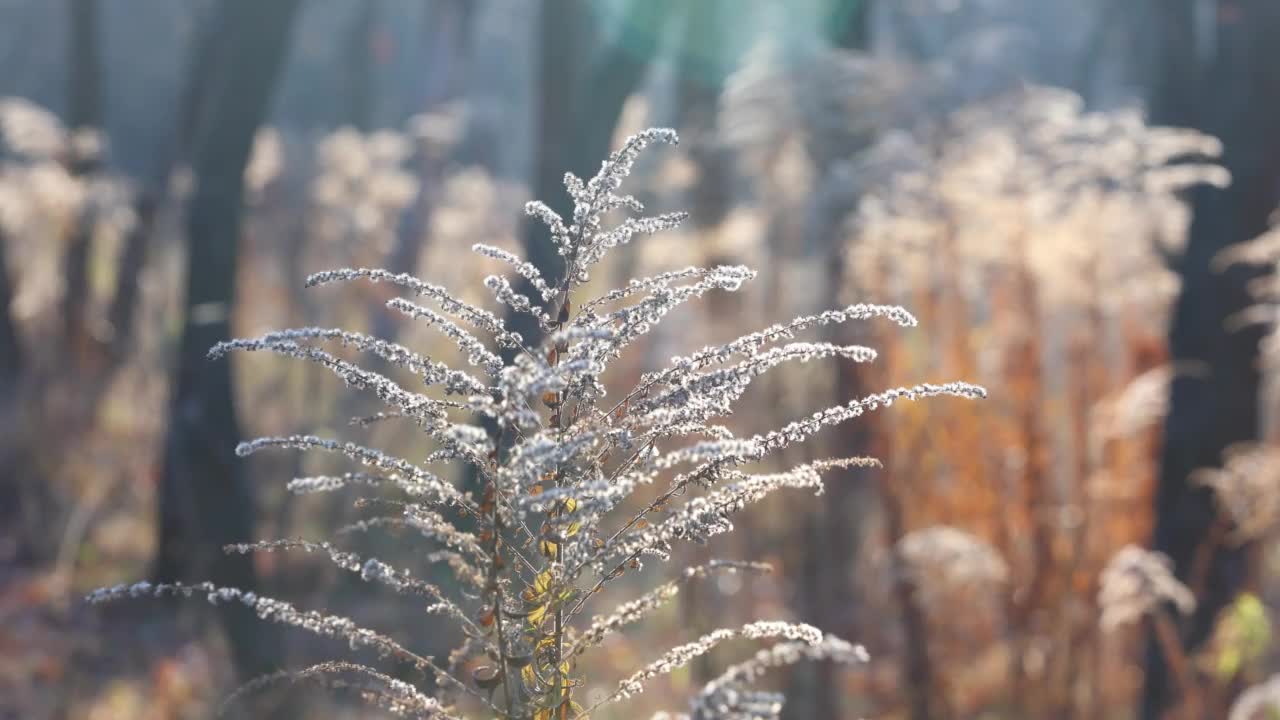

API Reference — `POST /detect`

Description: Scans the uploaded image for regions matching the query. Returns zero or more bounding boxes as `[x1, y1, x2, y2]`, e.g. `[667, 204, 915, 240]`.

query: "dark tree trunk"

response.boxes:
[61, 0, 103, 367]
[111, 0, 226, 361]
[0, 231, 19, 390]
[784, 7, 879, 718]
[381, 0, 473, 309]
[785, 224, 884, 720]
[567, 0, 671, 190]
[66, 0, 101, 133]
[827, 0, 872, 51]
[0, 227, 23, 563]
[464, 0, 664, 532]
[485, 0, 664, 462]
[105, 195, 156, 357]
[1142, 1, 1280, 717]
[419, 0, 472, 108]
[670, 1, 738, 690]
[344, 0, 379, 132]
[516, 0, 668, 322]
[520, 0, 589, 302]
[152, 0, 301, 682]
[471, 0, 599, 506]
[176, 0, 227, 167]
[673, 0, 733, 231]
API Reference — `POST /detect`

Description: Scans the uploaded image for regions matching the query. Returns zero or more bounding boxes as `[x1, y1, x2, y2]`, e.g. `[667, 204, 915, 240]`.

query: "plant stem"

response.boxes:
[1152, 608, 1201, 718]
[1186, 513, 1228, 601]
[553, 402, 568, 713]
[489, 423, 518, 718]
[493, 516, 517, 716]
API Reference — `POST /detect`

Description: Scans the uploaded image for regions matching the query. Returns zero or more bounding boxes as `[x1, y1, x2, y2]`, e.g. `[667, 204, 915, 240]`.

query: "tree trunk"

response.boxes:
[152, 0, 301, 683]
[420, 0, 472, 108]
[105, 195, 155, 357]
[65, 0, 102, 133]
[784, 7, 877, 718]
[0, 227, 24, 564]
[344, 0, 379, 132]
[380, 0, 474, 317]
[111, 0, 226, 362]
[0, 230, 19, 392]
[61, 0, 103, 368]
[476, 0, 663, 499]
[516, 0, 668, 326]
[520, 0, 589, 303]
[176, 0, 227, 167]
[673, 0, 733, 231]
[1142, 1, 1280, 717]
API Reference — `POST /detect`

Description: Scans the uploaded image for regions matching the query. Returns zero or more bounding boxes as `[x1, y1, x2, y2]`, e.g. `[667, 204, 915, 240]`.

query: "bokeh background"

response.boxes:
[2, 1, 1280, 718]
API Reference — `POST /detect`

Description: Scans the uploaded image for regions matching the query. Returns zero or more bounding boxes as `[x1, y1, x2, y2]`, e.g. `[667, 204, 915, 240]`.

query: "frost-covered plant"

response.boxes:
[309, 127, 419, 256]
[88, 129, 985, 718]
[0, 97, 133, 328]
[1214, 217, 1280, 440]
[1098, 545, 1195, 632]
[1098, 545, 1202, 712]
[1194, 445, 1280, 544]
[1230, 672, 1280, 720]
[895, 525, 1009, 609]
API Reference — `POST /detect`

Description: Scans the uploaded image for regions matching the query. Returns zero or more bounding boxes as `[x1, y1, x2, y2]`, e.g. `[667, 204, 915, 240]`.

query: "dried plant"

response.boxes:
[310, 127, 420, 258]
[831, 84, 1226, 715]
[1098, 545, 1195, 631]
[1099, 545, 1201, 712]
[1215, 217, 1280, 440]
[1229, 672, 1280, 720]
[1090, 365, 1174, 447]
[1194, 445, 1280, 545]
[88, 128, 985, 718]
[895, 525, 1009, 608]
[848, 86, 1226, 313]
[0, 98, 132, 328]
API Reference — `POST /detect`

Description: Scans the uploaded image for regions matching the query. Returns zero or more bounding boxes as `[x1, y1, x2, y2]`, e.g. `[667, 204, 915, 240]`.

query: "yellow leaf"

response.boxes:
[558, 697, 582, 718]
[533, 570, 553, 595]
[524, 570, 555, 602]
[565, 521, 581, 538]
[528, 603, 548, 626]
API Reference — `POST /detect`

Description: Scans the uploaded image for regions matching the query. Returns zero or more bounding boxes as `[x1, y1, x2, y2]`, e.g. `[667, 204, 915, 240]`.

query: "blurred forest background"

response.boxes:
[2, 0, 1280, 718]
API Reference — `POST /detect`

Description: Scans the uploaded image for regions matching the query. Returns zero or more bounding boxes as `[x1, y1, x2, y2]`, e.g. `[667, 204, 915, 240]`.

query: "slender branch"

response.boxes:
[492, 507, 517, 716]
[1152, 608, 1202, 717]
